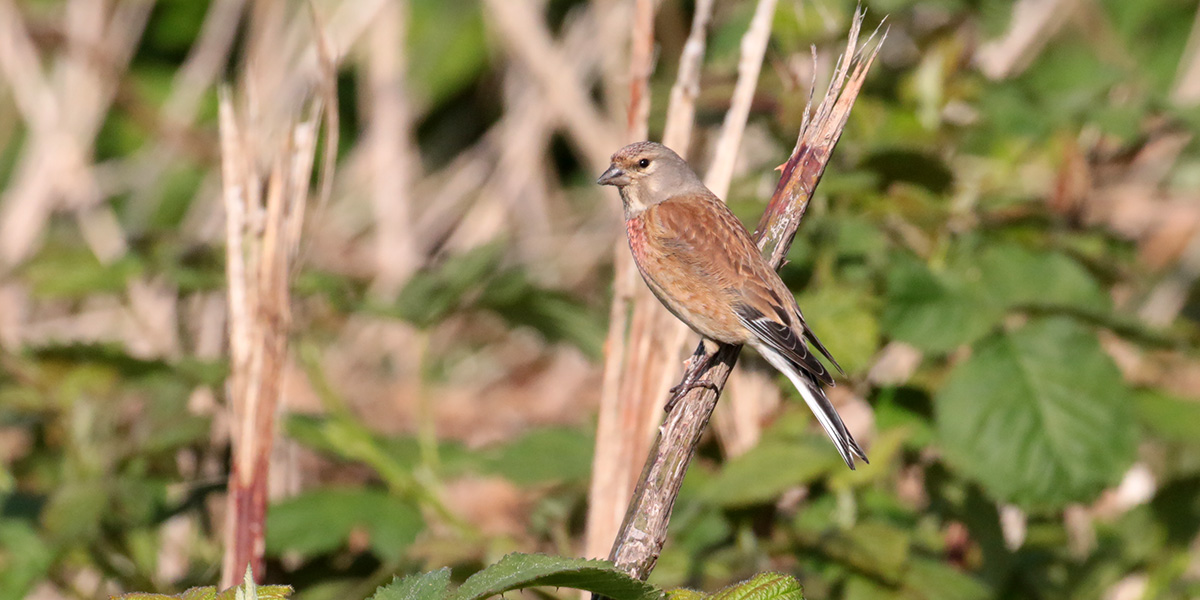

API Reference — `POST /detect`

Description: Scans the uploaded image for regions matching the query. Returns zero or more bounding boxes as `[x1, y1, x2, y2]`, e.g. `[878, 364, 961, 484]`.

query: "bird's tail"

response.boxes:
[757, 345, 868, 469]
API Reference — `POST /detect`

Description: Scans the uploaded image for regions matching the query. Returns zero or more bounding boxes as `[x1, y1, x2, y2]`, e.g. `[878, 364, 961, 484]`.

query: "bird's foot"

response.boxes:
[665, 379, 720, 413]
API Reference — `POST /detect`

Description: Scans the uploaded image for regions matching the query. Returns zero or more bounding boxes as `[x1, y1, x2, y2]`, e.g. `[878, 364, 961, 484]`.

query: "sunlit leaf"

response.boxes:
[371, 568, 451, 600]
[936, 317, 1137, 510]
[449, 553, 661, 600]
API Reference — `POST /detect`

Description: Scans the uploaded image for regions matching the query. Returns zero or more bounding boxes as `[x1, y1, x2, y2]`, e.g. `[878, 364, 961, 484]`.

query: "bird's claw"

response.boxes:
[665, 379, 720, 413]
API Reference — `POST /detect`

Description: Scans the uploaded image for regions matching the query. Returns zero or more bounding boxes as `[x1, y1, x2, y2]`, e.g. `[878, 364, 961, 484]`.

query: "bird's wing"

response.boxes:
[649, 193, 839, 384]
[735, 304, 834, 386]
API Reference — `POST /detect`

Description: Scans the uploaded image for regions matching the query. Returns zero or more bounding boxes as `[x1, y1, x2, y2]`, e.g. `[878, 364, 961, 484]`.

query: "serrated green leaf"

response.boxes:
[114, 585, 292, 600]
[213, 584, 292, 600]
[370, 568, 451, 600]
[709, 572, 804, 600]
[666, 589, 706, 600]
[449, 553, 661, 600]
[882, 255, 1002, 353]
[936, 317, 1137, 510]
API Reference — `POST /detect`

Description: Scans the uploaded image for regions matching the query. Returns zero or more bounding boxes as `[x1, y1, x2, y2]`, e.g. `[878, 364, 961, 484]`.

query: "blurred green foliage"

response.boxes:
[1, 0, 1199, 599]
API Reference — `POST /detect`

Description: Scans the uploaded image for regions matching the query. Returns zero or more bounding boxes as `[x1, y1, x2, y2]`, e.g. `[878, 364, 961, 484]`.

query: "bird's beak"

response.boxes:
[596, 165, 629, 187]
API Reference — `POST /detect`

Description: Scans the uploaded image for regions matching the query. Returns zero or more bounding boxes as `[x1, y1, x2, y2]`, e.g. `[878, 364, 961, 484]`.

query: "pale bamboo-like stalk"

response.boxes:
[606, 12, 885, 579]
[584, 0, 662, 561]
[660, 0, 715, 154]
[366, 0, 421, 299]
[0, 0, 150, 268]
[704, 0, 778, 199]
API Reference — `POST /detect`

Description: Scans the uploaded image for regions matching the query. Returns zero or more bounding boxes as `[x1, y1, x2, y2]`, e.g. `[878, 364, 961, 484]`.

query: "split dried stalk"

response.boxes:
[606, 12, 885, 580]
[218, 6, 338, 584]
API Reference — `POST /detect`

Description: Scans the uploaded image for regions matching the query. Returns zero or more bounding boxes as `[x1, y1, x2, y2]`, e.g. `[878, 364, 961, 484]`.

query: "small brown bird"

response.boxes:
[597, 141, 867, 469]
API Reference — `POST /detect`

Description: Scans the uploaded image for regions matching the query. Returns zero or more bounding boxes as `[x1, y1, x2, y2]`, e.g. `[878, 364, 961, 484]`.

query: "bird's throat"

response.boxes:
[619, 187, 648, 220]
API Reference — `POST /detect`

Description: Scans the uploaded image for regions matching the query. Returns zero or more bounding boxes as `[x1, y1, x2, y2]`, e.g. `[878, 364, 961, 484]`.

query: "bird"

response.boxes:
[597, 141, 868, 469]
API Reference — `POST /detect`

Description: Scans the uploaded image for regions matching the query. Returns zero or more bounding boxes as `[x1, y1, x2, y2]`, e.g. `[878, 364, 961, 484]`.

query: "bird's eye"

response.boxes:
[638, 158, 651, 168]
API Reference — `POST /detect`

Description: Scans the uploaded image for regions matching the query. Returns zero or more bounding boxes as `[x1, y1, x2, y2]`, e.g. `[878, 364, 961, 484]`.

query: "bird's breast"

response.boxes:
[625, 216, 648, 262]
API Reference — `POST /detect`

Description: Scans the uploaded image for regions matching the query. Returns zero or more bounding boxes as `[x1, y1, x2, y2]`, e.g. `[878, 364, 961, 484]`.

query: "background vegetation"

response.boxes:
[1, 0, 1199, 599]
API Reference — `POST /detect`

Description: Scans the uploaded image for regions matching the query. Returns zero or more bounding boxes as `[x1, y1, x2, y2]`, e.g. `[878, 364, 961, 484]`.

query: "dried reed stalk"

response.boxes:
[218, 6, 338, 584]
[0, 0, 150, 268]
[585, 0, 663, 561]
[365, 0, 421, 299]
[606, 11, 885, 579]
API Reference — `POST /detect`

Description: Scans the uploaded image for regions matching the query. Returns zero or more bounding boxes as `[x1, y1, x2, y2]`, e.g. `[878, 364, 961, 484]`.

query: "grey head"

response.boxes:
[596, 141, 706, 218]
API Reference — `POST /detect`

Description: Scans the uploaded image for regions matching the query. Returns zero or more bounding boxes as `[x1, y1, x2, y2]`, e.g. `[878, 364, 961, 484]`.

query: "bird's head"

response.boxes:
[597, 141, 703, 217]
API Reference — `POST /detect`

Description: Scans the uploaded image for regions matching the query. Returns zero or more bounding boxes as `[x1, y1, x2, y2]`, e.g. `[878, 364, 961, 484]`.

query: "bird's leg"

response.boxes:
[666, 342, 721, 412]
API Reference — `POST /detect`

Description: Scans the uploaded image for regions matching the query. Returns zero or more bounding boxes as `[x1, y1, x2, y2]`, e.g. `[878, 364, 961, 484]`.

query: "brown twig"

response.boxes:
[606, 11, 885, 580]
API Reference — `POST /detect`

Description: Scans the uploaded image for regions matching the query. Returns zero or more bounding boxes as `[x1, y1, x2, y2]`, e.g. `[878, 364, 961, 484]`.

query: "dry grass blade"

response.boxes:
[605, 10, 885, 580]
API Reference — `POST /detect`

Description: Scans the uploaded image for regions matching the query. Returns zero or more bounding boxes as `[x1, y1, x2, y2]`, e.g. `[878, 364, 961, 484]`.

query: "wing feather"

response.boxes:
[736, 304, 835, 386]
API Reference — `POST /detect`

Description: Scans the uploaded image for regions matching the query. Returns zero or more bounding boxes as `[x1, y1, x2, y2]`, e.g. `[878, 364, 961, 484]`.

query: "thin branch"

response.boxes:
[606, 11, 885, 580]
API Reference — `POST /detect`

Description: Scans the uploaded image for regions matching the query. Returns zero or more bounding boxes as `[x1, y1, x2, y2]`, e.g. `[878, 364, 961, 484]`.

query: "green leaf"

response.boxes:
[482, 427, 593, 486]
[702, 437, 840, 507]
[480, 271, 605, 359]
[936, 317, 1137, 510]
[882, 255, 1002, 353]
[666, 589, 706, 600]
[393, 244, 504, 328]
[266, 488, 423, 560]
[114, 585, 292, 600]
[1134, 389, 1200, 444]
[449, 553, 661, 600]
[796, 283, 880, 375]
[978, 244, 1108, 312]
[900, 558, 991, 600]
[215, 584, 293, 600]
[708, 572, 803, 600]
[409, 0, 488, 108]
[370, 568, 451, 600]
[22, 249, 143, 299]
[0, 519, 55, 599]
[41, 480, 107, 543]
